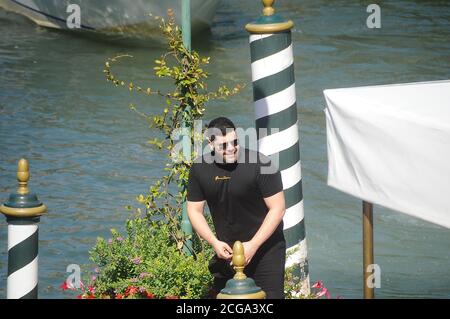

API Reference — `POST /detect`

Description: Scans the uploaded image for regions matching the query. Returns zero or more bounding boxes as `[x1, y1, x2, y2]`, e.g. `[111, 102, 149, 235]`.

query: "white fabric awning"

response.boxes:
[324, 80, 450, 229]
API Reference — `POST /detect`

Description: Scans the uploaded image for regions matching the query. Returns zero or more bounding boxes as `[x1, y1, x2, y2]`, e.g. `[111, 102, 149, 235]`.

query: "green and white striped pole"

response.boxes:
[246, 0, 310, 295]
[0, 159, 47, 299]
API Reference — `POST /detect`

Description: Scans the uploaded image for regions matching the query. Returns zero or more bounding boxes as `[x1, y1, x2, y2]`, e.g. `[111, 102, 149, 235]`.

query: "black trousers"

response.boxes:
[209, 240, 286, 299]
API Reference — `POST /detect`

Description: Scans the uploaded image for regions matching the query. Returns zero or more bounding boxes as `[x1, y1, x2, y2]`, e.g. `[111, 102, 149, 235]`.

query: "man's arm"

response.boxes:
[187, 200, 233, 260]
[242, 191, 286, 265]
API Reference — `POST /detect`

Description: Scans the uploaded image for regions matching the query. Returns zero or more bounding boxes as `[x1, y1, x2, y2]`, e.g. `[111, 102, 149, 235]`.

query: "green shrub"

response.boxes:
[86, 216, 213, 299]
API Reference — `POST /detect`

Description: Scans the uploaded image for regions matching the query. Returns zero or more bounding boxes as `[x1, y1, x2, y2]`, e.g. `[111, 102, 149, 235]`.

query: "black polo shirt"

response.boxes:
[187, 148, 285, 246]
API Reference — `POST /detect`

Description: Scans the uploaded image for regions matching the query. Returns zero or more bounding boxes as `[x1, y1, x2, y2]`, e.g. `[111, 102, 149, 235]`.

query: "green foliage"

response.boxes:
[86, 216, 213, 299]
[284, 249, 332, 299]
[284, 265, 309, 299]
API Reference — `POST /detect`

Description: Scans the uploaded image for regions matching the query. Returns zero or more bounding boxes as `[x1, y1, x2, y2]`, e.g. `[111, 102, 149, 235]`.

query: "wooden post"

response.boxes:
[363, 201, 374, 299]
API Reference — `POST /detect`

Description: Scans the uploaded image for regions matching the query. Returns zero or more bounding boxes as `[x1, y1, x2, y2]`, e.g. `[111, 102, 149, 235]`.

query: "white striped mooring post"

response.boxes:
[246, 0, 310, 295]
[0, 159, 47, 299]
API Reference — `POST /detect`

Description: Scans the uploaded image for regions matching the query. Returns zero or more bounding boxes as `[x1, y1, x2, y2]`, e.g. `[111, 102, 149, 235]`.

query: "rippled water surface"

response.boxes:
[1, 0, 449, 298]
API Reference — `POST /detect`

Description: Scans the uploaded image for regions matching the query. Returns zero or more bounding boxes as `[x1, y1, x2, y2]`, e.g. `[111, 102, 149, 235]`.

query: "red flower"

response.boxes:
[60, 281, 69, 291]
[61, 280, 85, 291]
[165, 295, 179, 299]
[86, 294, 95, 299]
[125, 286, 139, 296]
[76, 294, 83, 299]
[146, 292, 155, 299]
[312, 281, 324, 289]
[115, 294, 124, 299]
[88, 286, 95, 294]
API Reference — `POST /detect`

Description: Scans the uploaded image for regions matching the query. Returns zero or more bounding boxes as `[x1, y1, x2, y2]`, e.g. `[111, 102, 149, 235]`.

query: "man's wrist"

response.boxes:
[209, 236, 219, 246]
[249, 238, 262, 249]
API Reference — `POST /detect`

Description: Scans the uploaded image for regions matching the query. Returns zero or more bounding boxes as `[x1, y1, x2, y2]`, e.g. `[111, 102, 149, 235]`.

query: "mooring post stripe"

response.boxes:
[250, 32, 291, 62]
[7, 256, 38, 299]
[21, 285, 38, 299]
[257, 121, 299, 155]
[284, 178, 303, 208]
[248, 8, 309, 292]
[256, 102, 298, 138]
[284, 220, 306, 249]
[254, 83, 297, 120]
[251, 44, 294, 81]
[8, 223, 38, 250]
[8, 226, 39, 276]
[253, 64, 295, 101]
[284, 201, 305, 230]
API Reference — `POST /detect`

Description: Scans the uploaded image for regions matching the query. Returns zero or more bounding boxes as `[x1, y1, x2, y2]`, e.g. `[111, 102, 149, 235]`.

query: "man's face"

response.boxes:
[209, 130, 240, 163]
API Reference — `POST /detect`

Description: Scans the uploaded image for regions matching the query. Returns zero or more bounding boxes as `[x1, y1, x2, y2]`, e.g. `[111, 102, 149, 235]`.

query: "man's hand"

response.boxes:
[212, 240, 233, 260]
[242, 241, 259, 266]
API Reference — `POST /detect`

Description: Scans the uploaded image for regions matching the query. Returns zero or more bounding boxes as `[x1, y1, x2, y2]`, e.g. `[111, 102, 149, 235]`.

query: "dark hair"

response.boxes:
[207, 117, 235, 142]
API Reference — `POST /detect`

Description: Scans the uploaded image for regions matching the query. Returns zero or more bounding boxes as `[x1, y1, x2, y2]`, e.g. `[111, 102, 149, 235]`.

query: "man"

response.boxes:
[187, 117, 286, 299]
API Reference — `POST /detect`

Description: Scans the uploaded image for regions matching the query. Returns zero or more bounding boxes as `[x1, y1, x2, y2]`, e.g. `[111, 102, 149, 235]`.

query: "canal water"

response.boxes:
[1, 0, 449, 298]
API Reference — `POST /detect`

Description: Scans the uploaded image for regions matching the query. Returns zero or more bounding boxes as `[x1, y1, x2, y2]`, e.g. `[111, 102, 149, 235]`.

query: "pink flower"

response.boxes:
[88, 286, 95, 294]
[316, 287, 331, 299]
[312, 281, 324, 289]
[115, 293, 124, 299]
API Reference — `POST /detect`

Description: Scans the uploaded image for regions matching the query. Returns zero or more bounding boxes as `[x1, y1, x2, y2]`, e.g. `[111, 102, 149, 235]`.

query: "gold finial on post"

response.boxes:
[17, 158, 30, 195]
[246, 0, 294, 34]
[232, 241, 247, 280]
[1, 158, 47, 218]
[262, 0, 275, 16]
[217, 241, 266, 299]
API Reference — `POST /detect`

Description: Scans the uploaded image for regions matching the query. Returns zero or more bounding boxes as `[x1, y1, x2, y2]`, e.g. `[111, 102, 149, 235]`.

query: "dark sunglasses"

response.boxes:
[215, 139, 238, 151]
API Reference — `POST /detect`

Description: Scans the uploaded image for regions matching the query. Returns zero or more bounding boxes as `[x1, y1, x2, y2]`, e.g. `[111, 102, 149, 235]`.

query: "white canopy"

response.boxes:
[324, 80, 450, 229]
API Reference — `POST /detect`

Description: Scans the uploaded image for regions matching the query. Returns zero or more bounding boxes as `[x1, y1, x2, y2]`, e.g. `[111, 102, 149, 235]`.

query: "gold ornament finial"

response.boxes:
[246, 0, 293, 33]
[17, 158, 29, 194]
[232, 241, 247, 280]
[262, 0, 275, 16]
[0, 158, 47, 218]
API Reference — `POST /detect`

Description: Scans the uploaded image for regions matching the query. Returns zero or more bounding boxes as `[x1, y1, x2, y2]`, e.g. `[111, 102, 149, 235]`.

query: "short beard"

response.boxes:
[213, 150, 237, 164]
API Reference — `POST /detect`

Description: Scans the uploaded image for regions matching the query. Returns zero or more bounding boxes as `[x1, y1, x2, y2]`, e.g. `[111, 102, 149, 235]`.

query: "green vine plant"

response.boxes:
[103, 9, 243, 258]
